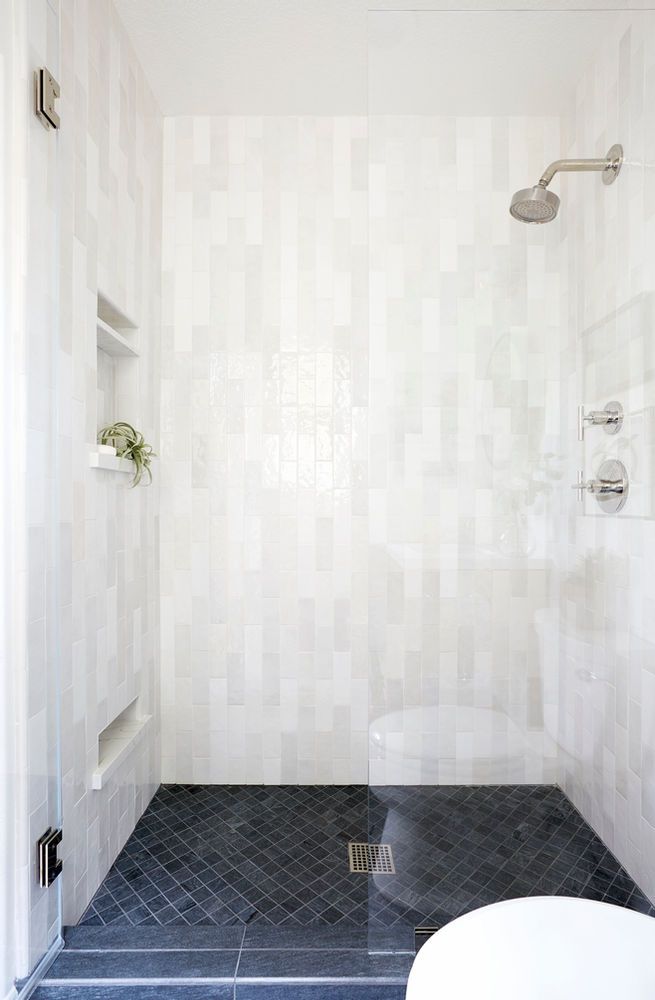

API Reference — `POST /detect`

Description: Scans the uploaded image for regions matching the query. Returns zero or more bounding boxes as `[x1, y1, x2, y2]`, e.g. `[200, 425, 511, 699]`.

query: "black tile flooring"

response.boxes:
[79, 784, 654, 931]
[367, 784, 655, 929]
[81, 785, 367, 928]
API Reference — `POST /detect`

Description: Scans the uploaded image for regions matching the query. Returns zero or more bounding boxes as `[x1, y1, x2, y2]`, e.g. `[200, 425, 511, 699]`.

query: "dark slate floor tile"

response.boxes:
[63, 926, 245, 951]
[79, 786, 368, 928]
[242, 924, 414, 953]
[43, 950, 240, 982]
[236, 948, 413, 983]
[77, 783, 654, 933]
[243, 924, 369, 950]
[366, 927, 416, 953]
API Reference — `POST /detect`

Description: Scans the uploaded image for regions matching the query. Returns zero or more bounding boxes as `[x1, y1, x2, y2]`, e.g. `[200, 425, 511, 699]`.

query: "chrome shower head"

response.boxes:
[509, 143, 623, 225]
[509, 185, 560, 225]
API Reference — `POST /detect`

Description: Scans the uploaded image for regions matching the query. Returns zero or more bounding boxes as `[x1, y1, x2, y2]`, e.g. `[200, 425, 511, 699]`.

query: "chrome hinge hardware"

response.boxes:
[35, 67, 60, 130]
[577, 401, 623, 441]
[37, 828, 63, 888]
[571, 459, 629, 513]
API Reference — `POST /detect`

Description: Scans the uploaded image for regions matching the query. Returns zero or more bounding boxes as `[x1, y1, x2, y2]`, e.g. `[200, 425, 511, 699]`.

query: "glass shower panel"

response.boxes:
[366, 8, 643, 951]
[0, 0, 64, 988]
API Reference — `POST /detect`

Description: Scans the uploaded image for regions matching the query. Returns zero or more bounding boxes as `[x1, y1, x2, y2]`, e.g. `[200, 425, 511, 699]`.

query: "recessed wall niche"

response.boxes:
[91, 291, 140, 472]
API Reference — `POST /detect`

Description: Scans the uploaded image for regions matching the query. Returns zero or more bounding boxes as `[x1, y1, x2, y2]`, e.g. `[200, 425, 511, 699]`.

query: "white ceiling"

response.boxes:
[369, 11, 623, 116]
[113, 0, 642, 117]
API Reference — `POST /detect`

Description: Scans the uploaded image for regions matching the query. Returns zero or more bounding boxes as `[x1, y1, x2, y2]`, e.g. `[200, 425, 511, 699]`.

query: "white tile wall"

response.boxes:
[57, 0, 162, 924]
[558, 12, 655, 902]
[162, 112, 564, 786]
[368, 115, 562, 784]
[3, 0, 163, 975]
[161, 116, 369, 783]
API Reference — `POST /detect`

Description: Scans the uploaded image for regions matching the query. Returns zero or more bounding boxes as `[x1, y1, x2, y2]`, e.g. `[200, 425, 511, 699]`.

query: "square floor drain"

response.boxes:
[348, 842, 395, 874]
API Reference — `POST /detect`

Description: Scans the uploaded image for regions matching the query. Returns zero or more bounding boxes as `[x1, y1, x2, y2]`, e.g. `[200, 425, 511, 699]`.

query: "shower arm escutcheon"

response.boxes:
[538, 144, 623, 189]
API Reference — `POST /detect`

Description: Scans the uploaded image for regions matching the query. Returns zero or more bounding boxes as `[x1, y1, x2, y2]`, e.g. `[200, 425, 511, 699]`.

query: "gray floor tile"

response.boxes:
[43, 949, 239, 983]
[78, 784, 655, 933]
[64, 926, 245, 951]
[236, 948, 413, 983]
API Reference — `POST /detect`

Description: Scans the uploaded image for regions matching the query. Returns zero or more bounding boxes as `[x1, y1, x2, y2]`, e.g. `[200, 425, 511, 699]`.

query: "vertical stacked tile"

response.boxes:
[161, 117, 369, 783]
[57, 0, 162, 924]
[558, 12, 655, 903]
[368, 115, 562, 784]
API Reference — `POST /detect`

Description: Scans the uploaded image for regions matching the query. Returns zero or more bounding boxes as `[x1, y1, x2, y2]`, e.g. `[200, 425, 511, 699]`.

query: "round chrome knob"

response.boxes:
[571, 460, 629, 513]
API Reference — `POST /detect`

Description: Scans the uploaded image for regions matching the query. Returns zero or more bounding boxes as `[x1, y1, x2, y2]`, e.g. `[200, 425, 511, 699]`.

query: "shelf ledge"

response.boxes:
[92, 714, 152, 791]
[96, 317, 139, 358]
[97, 290, 138, 330]
[88, 449, 135, 474]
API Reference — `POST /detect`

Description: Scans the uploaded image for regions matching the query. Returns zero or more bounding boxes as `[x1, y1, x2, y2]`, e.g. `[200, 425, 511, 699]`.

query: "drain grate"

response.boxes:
[348, 842, 395, 874]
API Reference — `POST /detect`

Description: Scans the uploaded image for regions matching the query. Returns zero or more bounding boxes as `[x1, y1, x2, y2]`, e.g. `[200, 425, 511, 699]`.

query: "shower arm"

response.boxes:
[538, 157, 608, 187]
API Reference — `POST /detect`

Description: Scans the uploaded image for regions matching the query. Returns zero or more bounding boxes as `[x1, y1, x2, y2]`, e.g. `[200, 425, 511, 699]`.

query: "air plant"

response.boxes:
[98, 421, 156, 487]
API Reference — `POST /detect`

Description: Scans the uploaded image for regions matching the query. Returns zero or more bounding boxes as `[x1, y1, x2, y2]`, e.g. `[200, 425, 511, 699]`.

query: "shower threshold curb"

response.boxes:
[32, 926, 414, 999]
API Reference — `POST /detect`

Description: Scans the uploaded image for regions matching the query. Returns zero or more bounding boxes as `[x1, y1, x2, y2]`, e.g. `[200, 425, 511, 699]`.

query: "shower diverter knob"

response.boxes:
[577, 401, 623, 441]
[571, 460, 629, 513]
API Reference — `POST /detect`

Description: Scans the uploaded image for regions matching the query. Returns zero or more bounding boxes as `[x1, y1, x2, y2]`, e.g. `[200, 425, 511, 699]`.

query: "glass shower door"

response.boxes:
[1, 0, 63, 990]
[365, 7, 635, 951]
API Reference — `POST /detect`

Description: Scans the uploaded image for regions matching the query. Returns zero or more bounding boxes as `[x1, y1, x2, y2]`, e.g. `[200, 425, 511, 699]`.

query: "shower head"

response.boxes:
[509, 143, 623, 225]
[509, 185, 560, 225]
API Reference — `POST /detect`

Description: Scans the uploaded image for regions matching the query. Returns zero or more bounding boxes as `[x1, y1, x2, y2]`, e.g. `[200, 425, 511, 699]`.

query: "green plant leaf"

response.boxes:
[97, 422, 156, 487]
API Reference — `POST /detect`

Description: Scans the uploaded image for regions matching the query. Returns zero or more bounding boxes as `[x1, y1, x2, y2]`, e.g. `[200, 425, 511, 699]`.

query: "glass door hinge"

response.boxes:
[37, 828, 62, 888]
[35, 67, 60, 130]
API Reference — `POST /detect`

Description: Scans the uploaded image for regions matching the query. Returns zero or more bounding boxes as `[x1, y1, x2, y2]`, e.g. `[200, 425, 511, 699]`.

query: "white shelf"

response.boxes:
[96, 317, 139, 358]
[88, 448, 135, 474]
[92, 714, 152, 790]
[97, 290, 138, 330]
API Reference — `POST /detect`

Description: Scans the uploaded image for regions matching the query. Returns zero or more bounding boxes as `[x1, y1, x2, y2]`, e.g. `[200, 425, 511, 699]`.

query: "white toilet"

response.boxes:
[405, 896, 655, 999]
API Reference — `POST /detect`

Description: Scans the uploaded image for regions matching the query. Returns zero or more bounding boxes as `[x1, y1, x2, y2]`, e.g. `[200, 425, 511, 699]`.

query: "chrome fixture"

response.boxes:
[37, 827, 63, 887]
[571, 459, 629, 513]
[35, 67, 60, 130]
[509, 144, 623, 224]
[510, 185, 560, 224]
[577, 401, 623, 441]
[348, 842, 395, 874]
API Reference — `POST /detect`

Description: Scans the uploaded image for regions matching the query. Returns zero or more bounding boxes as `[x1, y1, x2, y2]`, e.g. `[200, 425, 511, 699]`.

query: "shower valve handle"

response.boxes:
[571, 473, 623, 499]
[571, 461, 629, 513]
[577, 402, 623, 441]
